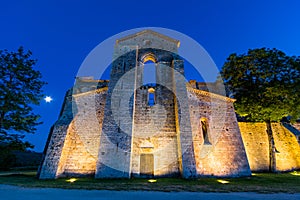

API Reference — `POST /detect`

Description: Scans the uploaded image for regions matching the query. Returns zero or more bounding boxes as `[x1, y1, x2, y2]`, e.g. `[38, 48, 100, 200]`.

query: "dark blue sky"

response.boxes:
[1, 0, 299, 152]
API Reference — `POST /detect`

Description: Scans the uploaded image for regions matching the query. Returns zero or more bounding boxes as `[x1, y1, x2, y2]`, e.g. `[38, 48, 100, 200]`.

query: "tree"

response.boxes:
[0, 47, 46, 152]
[220, 48, 300, 172]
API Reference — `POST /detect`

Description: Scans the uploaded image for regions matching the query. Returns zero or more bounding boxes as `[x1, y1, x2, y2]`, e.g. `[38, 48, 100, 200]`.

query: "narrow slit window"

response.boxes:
[117, 120, 121, 133]
[201, 118, 211, 145]
[148, 88, 155, 106]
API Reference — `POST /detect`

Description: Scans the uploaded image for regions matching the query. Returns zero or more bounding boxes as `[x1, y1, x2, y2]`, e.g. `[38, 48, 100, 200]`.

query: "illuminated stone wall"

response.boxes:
[131, 85, 179, 177]
[271, 123, 300, 171]
[188, 88, 251, 177]
[56, 121, 97, 177]
[56, 88, 107, 177]
[95, 30, 186, 178]
[238, 122, 270, 171]
[239, 122, 300, 172]
[95, 48, 137, 178]
[38, 80, 108, 179]
[38, 90, 74, 179]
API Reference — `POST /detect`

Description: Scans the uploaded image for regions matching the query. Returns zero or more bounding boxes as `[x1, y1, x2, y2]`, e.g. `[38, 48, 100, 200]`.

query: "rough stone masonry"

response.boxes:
[38, 30, 300, 179]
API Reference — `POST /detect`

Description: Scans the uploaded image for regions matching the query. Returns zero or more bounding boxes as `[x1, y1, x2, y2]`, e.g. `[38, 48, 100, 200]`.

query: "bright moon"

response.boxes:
[44, 96, 53, 103]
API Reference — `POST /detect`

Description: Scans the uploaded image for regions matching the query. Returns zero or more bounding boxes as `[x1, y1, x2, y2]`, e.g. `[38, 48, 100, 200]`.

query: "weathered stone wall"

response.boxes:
[238, 122, 270, 171]
[270, 123, 300, 171]
[56, 88, 107, 177]
[38, 84, 108, 178]
[73, 77, 109, 94]
[55, 121, 97, 177]
[188, 80, 226, 96]
[96, 30, 183, 178]
[131, 85, 179, 177]
[116, 29, 179, 53]
[239, 122, 300, 172]
[95, 50, 137, 178]
[173, 61, 198, 178]
[38, 90, 74, 179]
[188, 88, 251, 177]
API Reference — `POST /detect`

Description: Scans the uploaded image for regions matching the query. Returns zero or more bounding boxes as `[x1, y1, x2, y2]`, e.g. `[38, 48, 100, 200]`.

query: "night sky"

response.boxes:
[1, 0, 299, 152]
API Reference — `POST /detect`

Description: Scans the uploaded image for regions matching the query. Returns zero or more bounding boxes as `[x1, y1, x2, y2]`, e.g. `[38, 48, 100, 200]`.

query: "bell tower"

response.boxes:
[95, 30, 197, 178]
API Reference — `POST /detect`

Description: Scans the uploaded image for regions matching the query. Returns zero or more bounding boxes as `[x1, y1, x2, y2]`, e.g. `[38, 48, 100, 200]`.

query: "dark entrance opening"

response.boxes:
[140, 153, 154, 177]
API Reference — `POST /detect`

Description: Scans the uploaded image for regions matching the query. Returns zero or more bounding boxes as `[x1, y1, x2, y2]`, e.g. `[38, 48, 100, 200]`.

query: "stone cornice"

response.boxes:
[71, 85, 234, 102]
[72, 87, 108, 98]
[187, 86, 235, 102]
[116, 29, 180, 47]
[76, 79, 109, 83]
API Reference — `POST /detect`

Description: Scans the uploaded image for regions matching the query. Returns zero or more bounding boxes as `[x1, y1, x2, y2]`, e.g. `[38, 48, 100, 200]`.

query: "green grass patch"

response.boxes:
[0, 171, 299, 193]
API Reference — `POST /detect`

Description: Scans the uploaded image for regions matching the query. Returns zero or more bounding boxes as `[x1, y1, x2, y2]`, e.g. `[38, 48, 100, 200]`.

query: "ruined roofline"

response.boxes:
[116, 29, 180, 47]
[71, 84, 234, 103]
[73, 77, 234, 102]
[187, 86, 236, 102]
[72, 87, 108, 98]
[73, 76, 234, 102]
[78, 79, 109, 83]
[75, 77, 109, 83]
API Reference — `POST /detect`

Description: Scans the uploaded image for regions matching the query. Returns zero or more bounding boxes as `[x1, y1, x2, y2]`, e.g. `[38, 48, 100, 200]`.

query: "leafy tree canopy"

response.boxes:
[0, 47, 46, 150]
[221, 48, 300, 122]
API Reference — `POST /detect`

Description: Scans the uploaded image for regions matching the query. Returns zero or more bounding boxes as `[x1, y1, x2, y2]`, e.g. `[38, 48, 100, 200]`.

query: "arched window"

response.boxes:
[143, 61, 156, 86]
[148, 88, 155, 106]
[141, 53, 157, 107]
[200, 118, 211, 145]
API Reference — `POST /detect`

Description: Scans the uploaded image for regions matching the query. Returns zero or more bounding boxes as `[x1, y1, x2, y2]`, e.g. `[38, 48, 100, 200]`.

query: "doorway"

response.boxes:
[140, 154, 154, 177]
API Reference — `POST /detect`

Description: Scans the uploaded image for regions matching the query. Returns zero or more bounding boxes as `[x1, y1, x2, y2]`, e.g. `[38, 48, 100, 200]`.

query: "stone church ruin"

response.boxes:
[38, 30, 300, 179]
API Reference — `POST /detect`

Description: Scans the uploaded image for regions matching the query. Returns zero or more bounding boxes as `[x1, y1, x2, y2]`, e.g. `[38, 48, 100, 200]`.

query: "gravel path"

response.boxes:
[1, 184, 299, 200]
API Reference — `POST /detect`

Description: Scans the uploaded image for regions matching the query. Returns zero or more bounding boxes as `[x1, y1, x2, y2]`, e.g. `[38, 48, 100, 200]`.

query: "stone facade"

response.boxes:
[188, 87, 250, 177]
[38, 30, 299, 179]
[38, 79, 109, 178]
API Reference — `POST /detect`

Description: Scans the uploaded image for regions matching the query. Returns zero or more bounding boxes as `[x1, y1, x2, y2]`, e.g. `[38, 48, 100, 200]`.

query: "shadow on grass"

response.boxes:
[0, 171, 299, 193]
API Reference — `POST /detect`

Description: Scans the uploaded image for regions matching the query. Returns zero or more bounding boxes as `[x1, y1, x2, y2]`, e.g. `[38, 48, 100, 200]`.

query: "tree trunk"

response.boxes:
[0, 111, 5, 135]
[265, 120, 276, 172]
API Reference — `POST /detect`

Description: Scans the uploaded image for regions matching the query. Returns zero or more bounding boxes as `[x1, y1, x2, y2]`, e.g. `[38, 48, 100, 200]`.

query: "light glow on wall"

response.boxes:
[148, 179, 157, 183]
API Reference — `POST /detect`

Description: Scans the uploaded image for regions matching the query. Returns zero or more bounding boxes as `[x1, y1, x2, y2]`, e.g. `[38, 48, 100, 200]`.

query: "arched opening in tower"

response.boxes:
[143, 61, 156, 86]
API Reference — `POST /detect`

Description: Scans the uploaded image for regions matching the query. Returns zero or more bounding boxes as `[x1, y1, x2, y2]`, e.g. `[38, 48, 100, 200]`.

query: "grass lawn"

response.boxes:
[0, 170, 299, 193]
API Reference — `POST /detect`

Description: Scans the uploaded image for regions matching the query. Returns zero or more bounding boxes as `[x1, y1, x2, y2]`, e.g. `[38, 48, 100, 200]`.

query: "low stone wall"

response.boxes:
[292, 122, 300, 131]
[239, 122, 300, 172]
[238, 122, 270, 172]
[272, 123, 300, 171]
